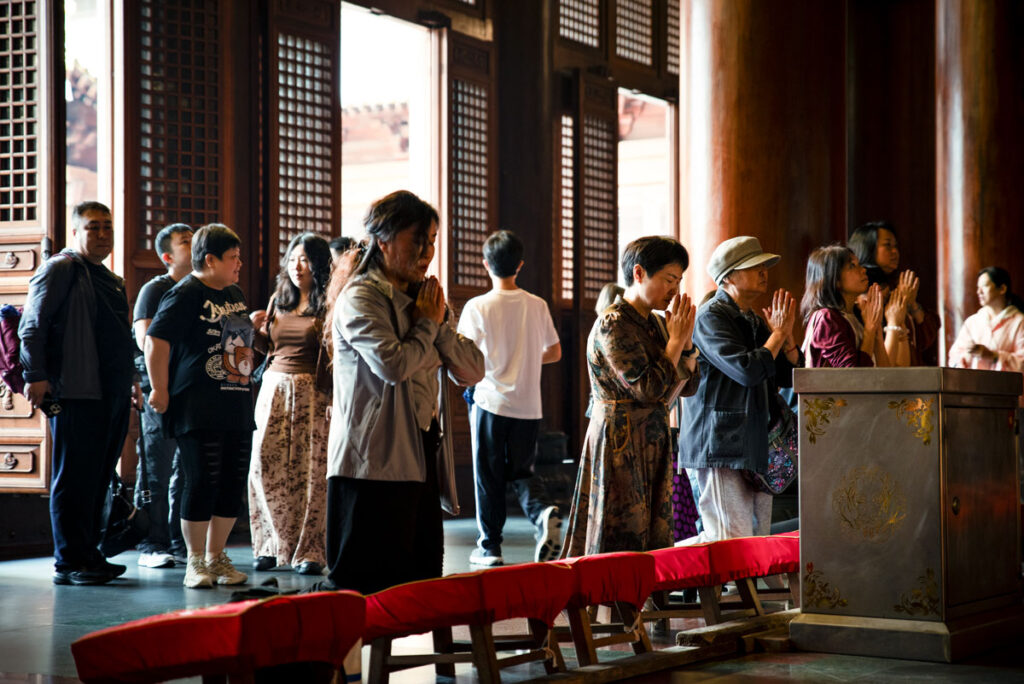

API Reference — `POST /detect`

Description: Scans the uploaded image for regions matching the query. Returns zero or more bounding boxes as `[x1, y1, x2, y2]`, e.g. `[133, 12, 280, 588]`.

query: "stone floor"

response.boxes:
[1, 517, 1022, 683]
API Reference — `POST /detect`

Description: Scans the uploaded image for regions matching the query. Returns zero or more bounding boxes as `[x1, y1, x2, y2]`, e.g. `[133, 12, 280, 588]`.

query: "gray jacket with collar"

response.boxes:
[327, 268, 484, 490]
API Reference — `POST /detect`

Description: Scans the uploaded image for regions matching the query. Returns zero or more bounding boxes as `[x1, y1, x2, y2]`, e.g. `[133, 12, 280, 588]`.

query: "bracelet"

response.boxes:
[681, 346, 698, 358]
[883, 325, 908, 340]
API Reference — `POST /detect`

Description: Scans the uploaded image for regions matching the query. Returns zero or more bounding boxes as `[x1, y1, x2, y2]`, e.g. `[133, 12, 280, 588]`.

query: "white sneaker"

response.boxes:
[207, 551, 248, 585]
[469, 547, 504, 567]
[183, 554, 215, 589]
[138, 551, 176, 569]
[534, 506, 563, 562]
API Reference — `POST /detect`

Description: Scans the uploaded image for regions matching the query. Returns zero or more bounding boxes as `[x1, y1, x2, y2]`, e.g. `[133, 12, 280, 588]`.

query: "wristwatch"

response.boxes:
[681, 345, 699, 358]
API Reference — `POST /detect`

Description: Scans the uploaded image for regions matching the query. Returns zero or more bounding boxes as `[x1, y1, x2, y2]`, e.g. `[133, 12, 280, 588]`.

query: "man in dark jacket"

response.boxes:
[20, 201, 137, 585]
[677, 236, 801, 543]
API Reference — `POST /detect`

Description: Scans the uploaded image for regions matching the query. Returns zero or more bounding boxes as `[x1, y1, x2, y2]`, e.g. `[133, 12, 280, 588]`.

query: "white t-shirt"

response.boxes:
[457, 288, 560, 420]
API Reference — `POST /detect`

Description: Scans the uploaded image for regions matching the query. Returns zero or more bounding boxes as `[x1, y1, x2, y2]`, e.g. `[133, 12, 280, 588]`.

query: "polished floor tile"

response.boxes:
[1, 517, 1021, 683]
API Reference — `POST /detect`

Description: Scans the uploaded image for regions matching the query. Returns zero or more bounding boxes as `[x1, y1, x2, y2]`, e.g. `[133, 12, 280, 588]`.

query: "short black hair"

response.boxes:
[155, 223, 193, 260]
[620, 236, 689, 286]
[329, 236, 356, 253]
[71, 201, 111, 230]
[482, 230, 523, 278]
[191, 223, 241, 272]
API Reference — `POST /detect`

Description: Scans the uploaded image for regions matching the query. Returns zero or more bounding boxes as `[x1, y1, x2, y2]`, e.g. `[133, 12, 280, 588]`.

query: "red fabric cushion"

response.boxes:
[649, 544, 714, 591]
[363, 573, 487, 643]
[479, 562, 575, 625]
[556, 552, 655, 609]
[72, 592, 365, 684]
[364, 563, 576, 643]
[704, 534, 800, 584]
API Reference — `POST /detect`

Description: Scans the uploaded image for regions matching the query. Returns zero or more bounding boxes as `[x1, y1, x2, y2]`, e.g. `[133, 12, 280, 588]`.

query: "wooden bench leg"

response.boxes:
[367, 637, 392, 684]
[529, 619, 566, 674]
[617, 603, 653, 655]
[469, 623, 501, 683]
[787, 571, 801, 608]
[697, 585, 723, 625]
[566, 606, 598, 667]
[736, 577, 764, 616]
[432, 626, 456, 677]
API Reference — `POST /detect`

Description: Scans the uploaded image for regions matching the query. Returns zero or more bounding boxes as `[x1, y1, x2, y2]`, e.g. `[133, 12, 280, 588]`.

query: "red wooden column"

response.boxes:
[936, 0, 1024, 358]
[678, 0, 846, 313]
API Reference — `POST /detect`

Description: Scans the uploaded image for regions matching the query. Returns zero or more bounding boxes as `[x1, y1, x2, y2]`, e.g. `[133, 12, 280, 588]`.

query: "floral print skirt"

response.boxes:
[248, 370, 328, 567]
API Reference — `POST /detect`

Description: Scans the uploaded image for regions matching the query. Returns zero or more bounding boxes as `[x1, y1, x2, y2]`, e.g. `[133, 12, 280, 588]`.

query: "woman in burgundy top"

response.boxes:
[247, 233, 333, 576]
[801, 245, 900, 368]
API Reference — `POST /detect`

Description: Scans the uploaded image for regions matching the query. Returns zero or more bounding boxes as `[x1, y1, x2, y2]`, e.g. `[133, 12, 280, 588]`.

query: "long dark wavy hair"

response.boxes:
[273, 233, 333, 317]
[801, 245, 857, 323]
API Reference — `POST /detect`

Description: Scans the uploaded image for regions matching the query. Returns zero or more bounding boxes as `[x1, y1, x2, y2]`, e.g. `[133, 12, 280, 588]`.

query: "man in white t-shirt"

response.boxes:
[457, 230, 563, 566]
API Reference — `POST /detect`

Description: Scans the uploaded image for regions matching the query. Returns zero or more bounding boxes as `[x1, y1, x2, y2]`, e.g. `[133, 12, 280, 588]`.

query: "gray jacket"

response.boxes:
[678, 288, 799, 472]
[19, 249, 108, 400]
[328, 268, 484, 492]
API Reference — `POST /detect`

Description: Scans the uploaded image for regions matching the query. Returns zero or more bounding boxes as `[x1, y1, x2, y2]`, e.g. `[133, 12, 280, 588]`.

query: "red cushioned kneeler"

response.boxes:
[555, 552, 657, 666]
[71, 591, 365, 684]
[364, 563, 575, 684]
[642, 533, 801, 627]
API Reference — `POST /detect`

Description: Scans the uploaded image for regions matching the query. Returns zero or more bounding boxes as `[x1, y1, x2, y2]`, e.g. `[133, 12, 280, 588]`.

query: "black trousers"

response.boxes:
[176, 430, 252, 521]
[134, 400, 185, 554]
[471, 406, 545, 553]
[325, 422, 442, 594]
[49, 394, 131, 571]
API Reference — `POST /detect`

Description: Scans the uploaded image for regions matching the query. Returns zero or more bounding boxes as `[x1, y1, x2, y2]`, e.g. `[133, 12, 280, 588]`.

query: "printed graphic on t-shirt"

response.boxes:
[221, 314, 254, 385]
[195, 297, 252, 389]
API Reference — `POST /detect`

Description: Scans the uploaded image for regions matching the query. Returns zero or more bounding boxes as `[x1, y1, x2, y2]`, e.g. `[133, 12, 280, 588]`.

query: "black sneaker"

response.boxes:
[98, 559, 127, 578]
[53, 566, 119, 586]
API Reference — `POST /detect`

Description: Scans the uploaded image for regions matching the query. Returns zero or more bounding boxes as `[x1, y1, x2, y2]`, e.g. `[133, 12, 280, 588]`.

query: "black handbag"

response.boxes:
[99, 471, 151, 558]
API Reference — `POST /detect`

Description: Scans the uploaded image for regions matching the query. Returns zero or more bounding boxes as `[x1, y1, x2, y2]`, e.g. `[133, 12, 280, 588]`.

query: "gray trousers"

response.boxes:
[677, 467, 772, 545]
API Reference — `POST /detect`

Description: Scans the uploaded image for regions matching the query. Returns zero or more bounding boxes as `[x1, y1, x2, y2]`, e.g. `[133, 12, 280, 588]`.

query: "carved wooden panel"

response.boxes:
[559, 114, 575, 303]
[447, 32, 497, 299]
[0, 0, 40, 226]
[667, 0, 680, 76]
[266, 0, 341, 269]
[0, 0, 59, 493]
[615, 0, 653, 66]
[559, 0, 601, 49]
[273, 33, 335, 257]
[135, 0, 222, 251]
[581, 114, 618, 303]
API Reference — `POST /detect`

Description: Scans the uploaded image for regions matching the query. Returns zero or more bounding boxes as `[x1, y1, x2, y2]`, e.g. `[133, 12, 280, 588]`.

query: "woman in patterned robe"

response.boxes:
[562, 237, 700, 557]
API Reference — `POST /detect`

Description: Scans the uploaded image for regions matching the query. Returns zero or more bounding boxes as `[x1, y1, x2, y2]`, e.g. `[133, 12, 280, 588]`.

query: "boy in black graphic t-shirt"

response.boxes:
[132, 223, 193, 570]
[145, 224, 255, 589]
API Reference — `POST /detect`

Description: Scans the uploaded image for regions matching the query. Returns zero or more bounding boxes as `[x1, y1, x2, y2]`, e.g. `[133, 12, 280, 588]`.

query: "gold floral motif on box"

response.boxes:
[894, 568, 940, 617]
[887, 397, 936, 446]
[804, 562, 849, 609]
[803, 397, 847, 444]
[831, 464, 907, 542]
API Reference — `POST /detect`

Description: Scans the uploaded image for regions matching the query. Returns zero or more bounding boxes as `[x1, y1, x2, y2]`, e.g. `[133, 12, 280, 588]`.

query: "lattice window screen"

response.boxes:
[616, 0, 653, 66]
[581, 115, 617, 302]
[137, 0, 221, 249]
[451, 78, 490, 290]
[0, 0, 38, 224]
[560, 114, 575, 302]
[667, 0, 680, 76]
[559, 0, 600, 49]
[275, 33, 333, 258]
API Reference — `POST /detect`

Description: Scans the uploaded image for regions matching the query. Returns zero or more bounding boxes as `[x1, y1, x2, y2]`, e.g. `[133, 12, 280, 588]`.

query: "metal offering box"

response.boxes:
[789, 367, 1024, 662]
